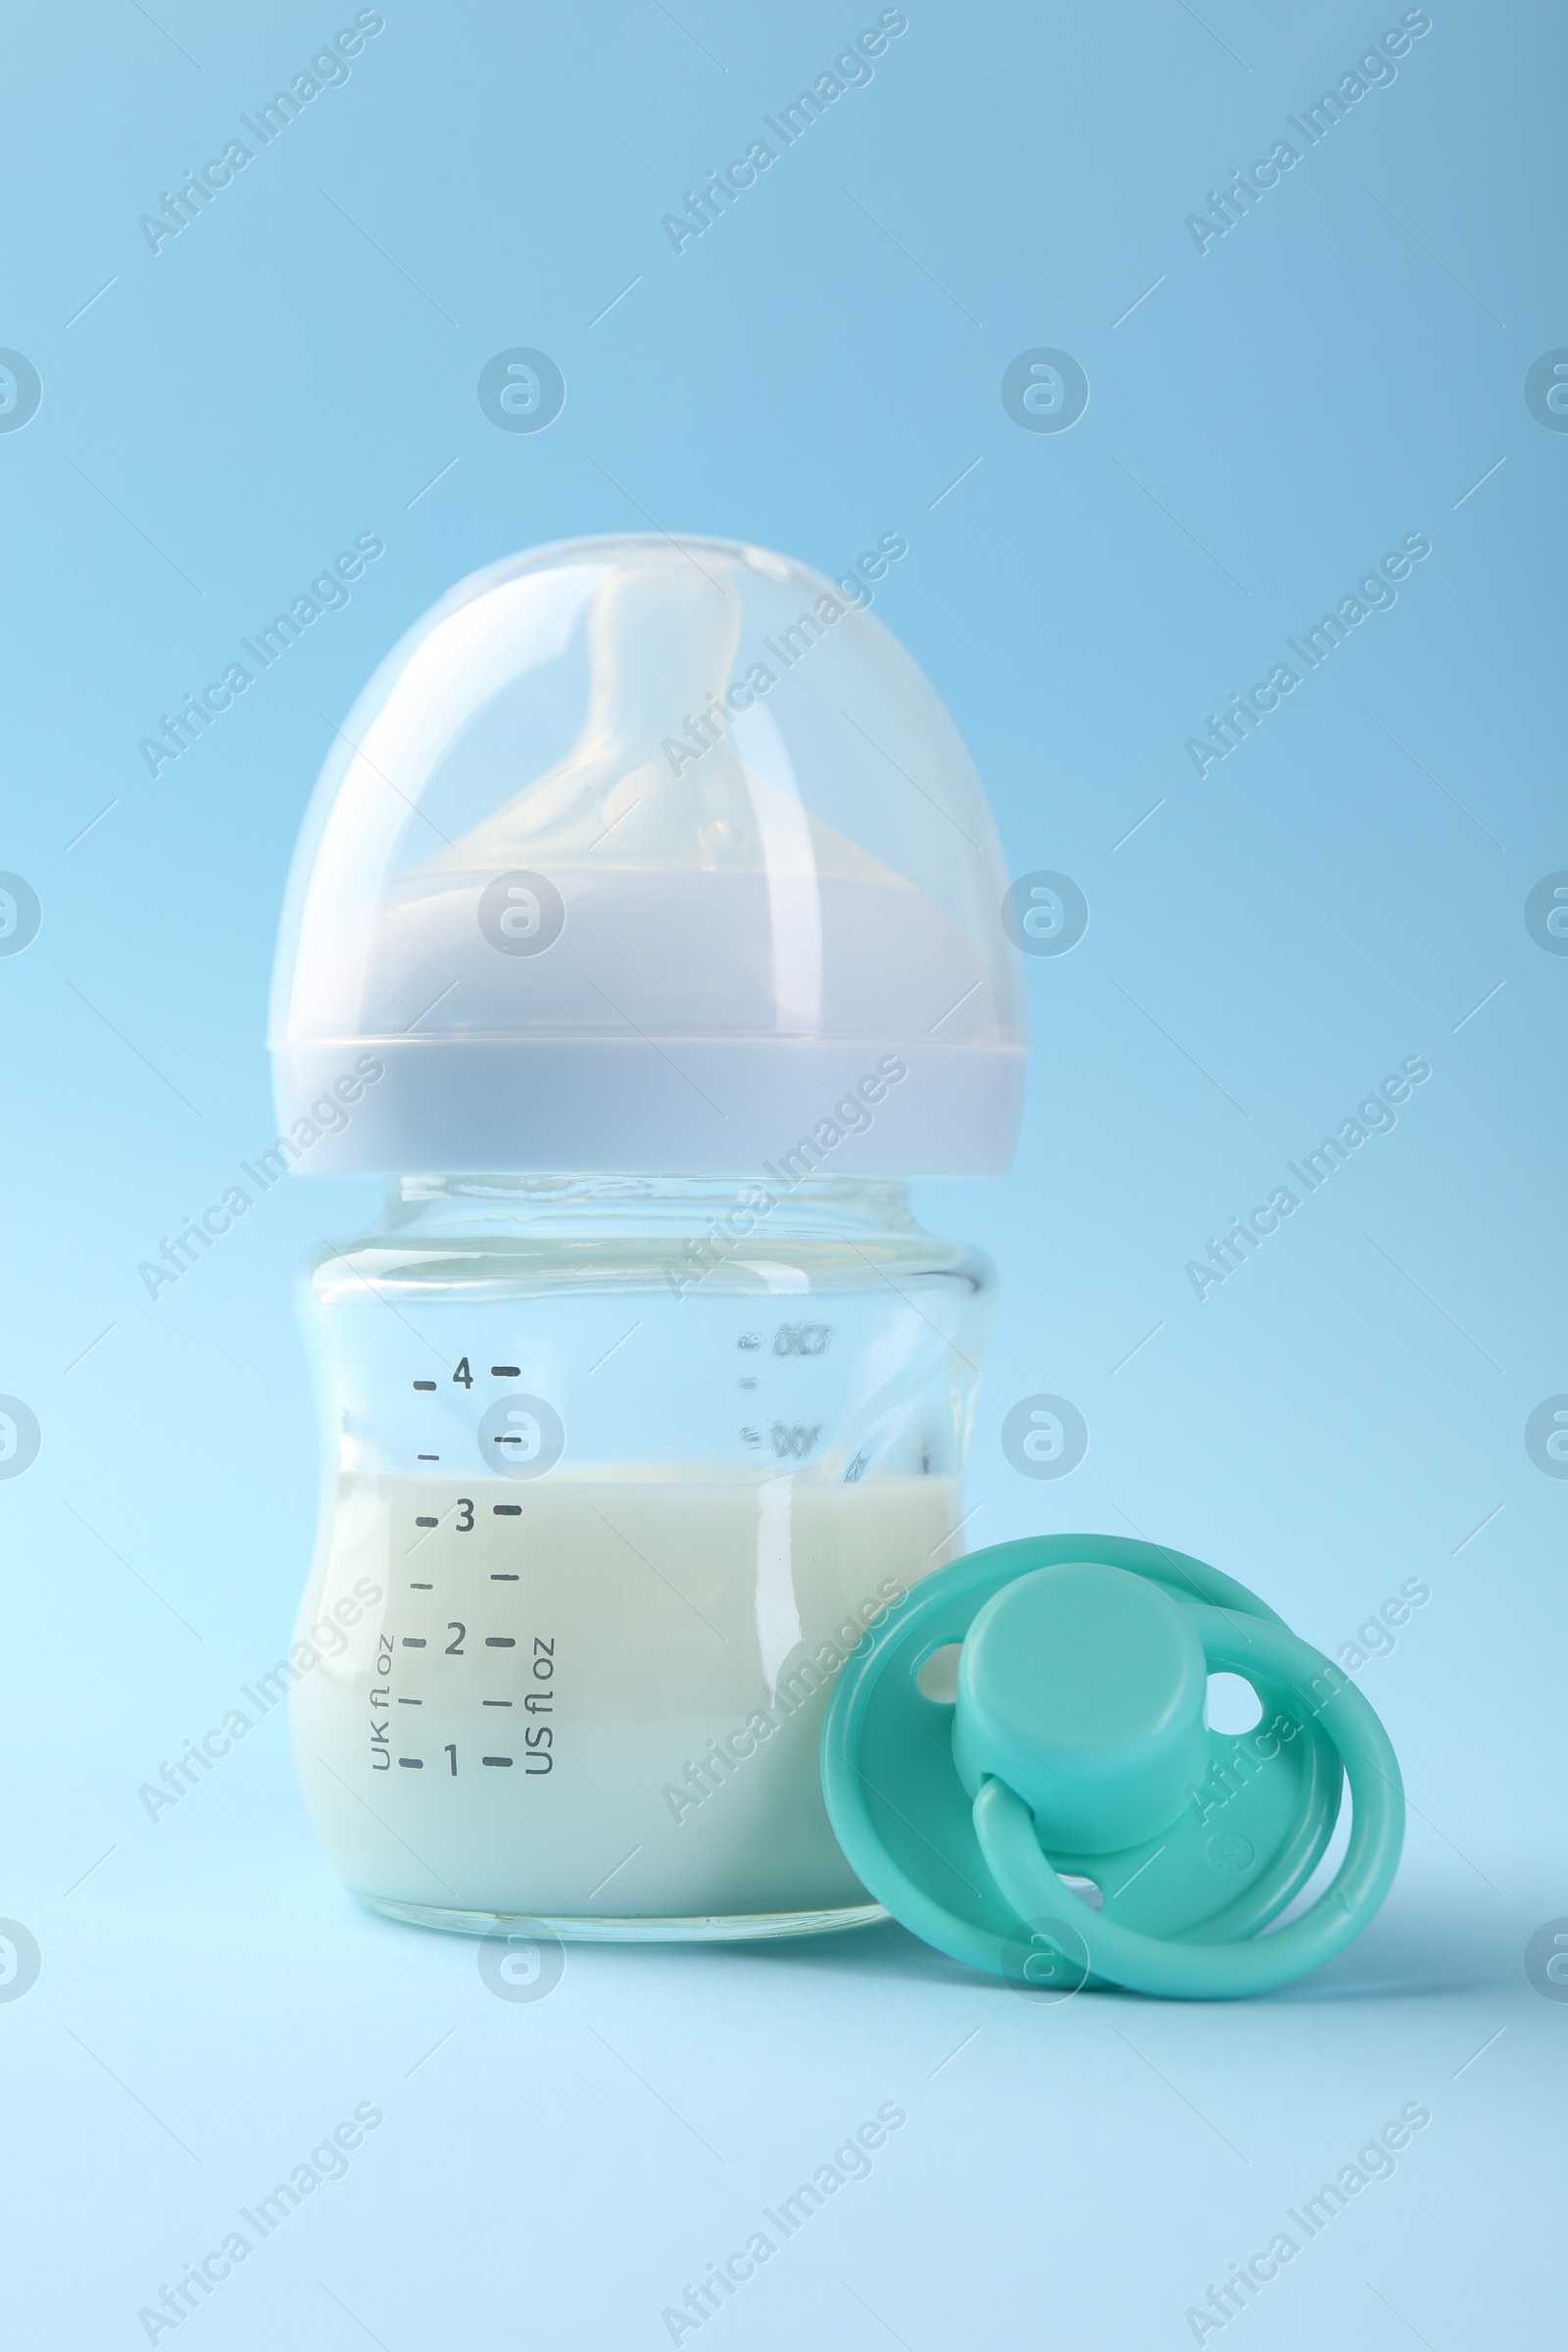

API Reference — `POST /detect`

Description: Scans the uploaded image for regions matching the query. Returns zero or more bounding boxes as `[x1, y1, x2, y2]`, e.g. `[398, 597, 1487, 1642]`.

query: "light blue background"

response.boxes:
[1, 2, 1562, 2344]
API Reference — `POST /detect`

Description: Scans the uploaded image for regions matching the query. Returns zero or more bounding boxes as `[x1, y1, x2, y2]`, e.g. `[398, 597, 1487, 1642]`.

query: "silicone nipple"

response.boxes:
[413, 554, 899, 884]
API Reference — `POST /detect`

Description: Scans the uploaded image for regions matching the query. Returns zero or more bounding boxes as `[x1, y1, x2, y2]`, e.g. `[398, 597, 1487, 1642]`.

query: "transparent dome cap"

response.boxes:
[270, 533, 1026, 1174]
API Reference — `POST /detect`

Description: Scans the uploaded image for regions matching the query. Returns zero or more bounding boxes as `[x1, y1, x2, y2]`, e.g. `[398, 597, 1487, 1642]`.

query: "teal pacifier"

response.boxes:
[821, 1533, 1404, 1999]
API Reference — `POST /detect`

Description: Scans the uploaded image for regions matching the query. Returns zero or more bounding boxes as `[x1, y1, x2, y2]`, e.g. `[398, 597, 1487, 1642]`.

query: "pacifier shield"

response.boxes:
[820, 1533, 1352, 1986]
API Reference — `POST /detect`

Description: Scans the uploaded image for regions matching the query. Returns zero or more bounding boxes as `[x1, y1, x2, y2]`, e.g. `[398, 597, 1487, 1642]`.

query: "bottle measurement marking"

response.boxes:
[413, 1381, 436, 1392]
[491, 1572, 518, 1581]
[373, 1596, 558, 1778]
[493, 1504, 520, 1516]
[417, 1453, 439, 1461]
[394, 1750, 514, 1769]
[415, 1516, 438, 1528]
[410, 1581, 432, 1590]
[491, 1365, 520, 1377]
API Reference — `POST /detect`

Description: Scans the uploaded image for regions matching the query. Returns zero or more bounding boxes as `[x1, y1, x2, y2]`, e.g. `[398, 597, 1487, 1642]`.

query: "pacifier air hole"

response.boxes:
[1205, 1672, 1262, 1733]
[1058, 1874, 1104, 1911]
[914, 1642, 961, 1703]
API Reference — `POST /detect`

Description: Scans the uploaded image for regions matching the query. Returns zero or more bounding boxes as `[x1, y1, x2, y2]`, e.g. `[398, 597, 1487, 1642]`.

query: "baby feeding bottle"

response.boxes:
[269, 533, 1025, 1937]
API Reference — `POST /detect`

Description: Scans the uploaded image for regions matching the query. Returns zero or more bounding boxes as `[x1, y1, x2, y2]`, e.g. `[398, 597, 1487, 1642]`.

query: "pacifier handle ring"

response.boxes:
[972, 1606, 1405, 1999]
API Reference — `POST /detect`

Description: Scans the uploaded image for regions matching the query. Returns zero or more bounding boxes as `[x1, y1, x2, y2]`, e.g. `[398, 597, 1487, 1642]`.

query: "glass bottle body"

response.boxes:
[290, 1174, 994, 1939]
